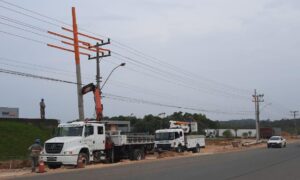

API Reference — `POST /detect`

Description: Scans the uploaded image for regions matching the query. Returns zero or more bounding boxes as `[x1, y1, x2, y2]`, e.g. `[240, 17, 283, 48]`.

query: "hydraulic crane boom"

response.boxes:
[81, 83, 103, 121]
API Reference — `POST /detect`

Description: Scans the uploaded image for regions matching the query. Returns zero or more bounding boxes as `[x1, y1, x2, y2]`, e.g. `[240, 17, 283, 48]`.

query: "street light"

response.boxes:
[101, 63, 126, 90]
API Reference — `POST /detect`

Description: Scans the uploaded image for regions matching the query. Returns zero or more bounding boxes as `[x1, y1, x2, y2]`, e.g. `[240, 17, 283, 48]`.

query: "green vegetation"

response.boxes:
[0, 121, 53, 161]
[222, 130, 233, 138]
[242, 132, 249, 138]
[106, 111, 218, 134]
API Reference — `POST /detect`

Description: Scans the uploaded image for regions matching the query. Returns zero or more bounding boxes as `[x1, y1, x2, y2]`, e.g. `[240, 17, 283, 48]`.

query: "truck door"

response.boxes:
[94, 124, 105, 150]
[83, 125, 96, 150]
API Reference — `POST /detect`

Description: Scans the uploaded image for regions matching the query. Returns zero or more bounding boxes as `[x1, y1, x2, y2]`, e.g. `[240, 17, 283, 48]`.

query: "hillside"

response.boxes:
[0, 121, 53, 161]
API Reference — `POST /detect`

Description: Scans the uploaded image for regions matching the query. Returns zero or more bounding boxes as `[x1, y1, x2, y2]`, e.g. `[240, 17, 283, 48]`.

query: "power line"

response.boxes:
[0, 30, 46, 44]
[0, 14, 46, 32]
[0, 67, 253, 116]
[0, 21, 60, 41]
[0, 68, 78, 85]
[0, 56, 250, 113]
[0, 1, 251, 99]
[0, 15, 249, 101]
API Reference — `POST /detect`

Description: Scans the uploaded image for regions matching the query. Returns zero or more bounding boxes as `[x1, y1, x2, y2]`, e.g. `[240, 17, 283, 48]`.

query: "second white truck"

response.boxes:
[154, 121, 205, 153]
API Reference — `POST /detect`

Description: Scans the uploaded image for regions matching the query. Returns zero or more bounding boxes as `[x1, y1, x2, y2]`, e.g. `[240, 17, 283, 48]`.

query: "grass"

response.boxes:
[0, 121, 53, 161]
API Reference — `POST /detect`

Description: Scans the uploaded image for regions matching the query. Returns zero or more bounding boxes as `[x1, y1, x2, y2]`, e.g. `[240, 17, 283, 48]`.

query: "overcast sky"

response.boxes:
[0, 0, 299, 122]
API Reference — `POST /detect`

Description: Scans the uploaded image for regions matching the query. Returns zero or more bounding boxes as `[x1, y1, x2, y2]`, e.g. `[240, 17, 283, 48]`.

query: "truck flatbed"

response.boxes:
[108, 131, 154, 146]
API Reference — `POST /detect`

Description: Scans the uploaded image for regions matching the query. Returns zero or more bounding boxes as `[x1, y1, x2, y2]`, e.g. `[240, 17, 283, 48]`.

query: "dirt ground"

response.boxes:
[1, 138, 299, 179]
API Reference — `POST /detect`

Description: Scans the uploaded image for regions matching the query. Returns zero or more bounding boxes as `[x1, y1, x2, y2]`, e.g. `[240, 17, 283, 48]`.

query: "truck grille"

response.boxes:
[45, 143, 64, 154]
[157, 144, 171, 150]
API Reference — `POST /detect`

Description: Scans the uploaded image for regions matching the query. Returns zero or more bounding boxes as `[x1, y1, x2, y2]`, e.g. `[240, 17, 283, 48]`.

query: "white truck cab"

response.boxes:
[40, 121, 105, 168]
[155, 121, 205, 153]
[155, 129, 184, 151]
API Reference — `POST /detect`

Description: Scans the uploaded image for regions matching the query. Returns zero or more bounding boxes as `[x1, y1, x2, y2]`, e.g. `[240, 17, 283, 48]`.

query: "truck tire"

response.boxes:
[192, 144, 200, 153]
[133, 149, 143, 161]
[106, 148, 115, 163]
[78, 152, 89, 166]
[176, 145, 183, 153]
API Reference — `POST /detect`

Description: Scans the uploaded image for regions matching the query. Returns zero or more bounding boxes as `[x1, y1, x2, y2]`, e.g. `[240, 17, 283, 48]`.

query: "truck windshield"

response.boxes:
[55, 126, 83, 137]
[155, 132, 175, 141]
[270, 137, 280, 140]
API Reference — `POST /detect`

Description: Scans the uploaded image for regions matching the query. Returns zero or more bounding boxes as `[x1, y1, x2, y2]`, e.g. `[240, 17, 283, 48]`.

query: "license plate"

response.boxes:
[47, 157, 57, 162]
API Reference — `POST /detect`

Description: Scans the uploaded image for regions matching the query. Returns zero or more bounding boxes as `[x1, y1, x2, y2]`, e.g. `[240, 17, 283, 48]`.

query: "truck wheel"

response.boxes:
[78, 152, 89, 166]
[176, 145, 183, 153]
[193, 144, 200, 153]
[133, 149, 142, 161]
[106, 148, 115, 163]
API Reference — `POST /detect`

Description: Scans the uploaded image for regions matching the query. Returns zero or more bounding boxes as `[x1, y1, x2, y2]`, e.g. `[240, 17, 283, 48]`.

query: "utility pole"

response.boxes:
[252, 89, 264, 142]
[290, 111, 298, 136]
[89, 40, 111, 121]
[47, 7, 110, 121]
[71, 7, 85, 121]
[95, 43, 101, 88]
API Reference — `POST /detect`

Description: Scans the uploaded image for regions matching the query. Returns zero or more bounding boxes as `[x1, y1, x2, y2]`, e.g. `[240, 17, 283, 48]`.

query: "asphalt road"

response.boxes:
[15, 142, 300, 180]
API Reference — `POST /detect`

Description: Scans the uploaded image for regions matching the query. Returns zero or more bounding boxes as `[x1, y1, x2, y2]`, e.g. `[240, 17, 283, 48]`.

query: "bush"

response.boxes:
[223, 130, 233, 138]
[242, 132, 248, 138]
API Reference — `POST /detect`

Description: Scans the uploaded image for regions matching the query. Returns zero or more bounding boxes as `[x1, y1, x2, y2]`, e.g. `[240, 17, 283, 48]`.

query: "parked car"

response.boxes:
[267, 136, 286, 148]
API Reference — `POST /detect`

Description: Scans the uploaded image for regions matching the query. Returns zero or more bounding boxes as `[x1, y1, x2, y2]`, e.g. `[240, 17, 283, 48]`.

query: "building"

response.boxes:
[205, 128, 257, 138]
[0, 107, 19, 118]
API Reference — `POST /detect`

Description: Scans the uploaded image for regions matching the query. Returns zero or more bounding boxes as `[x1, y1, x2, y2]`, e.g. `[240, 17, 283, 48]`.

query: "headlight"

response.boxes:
[64, 151, 73, 155]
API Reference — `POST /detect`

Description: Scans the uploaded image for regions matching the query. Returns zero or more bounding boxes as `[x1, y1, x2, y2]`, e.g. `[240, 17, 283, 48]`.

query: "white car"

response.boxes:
[267, 136, 286, 148]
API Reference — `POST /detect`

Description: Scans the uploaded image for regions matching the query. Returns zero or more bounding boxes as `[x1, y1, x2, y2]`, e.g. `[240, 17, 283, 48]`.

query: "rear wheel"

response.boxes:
[106, 148, 115, 163]
[192, 144, 200, 153]
[133, 149, 143, 161]
[176, 145, 183, 153]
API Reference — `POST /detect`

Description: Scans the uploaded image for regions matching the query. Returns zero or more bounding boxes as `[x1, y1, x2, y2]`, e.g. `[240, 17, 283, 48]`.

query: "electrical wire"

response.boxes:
[0, 1, 288, 118]
[0, 0, 252, 99]
[0, 67, 253, 116]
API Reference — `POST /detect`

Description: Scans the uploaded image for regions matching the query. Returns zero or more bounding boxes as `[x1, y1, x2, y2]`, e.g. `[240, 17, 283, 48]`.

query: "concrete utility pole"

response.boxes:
[72, 7, 85, 121]
[290, 111, 299, 135]
[47, 8, 112, 121]
[252, 89, 264, 142]
[95, 42, 101, 89]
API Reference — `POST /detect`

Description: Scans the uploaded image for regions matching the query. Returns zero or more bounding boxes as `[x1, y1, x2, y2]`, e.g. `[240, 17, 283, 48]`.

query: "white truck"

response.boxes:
[40, 121, 154, 168]
[154, 121, 205, 153]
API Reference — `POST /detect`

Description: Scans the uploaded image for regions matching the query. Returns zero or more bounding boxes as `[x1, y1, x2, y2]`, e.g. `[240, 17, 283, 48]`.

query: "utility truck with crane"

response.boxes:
[154, 120, 205, 153]
[40, 83, 154, 168]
